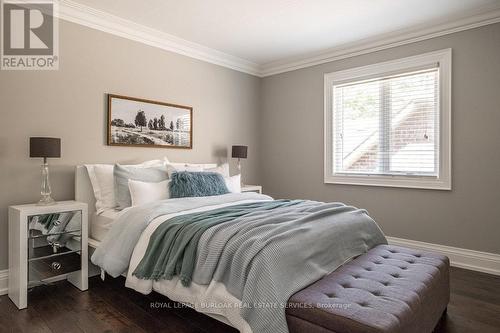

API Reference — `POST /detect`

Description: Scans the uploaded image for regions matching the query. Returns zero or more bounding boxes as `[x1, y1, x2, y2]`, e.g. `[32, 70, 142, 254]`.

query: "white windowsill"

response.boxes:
[324, 174, 451, 190]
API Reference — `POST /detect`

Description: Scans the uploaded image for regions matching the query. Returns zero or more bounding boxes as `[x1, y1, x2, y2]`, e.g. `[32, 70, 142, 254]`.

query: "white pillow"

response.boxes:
[168, 162, 217, 169]
[85, 164, 115, 214]
[206, 163, 230, 178]
[225, 174, 241, 193]
[85, 159, 167, 214]
[128, 179, 170, 206]
[166, 163, 204, 177]
[167, 162, 229, 177]
[133, 159, 166, 167]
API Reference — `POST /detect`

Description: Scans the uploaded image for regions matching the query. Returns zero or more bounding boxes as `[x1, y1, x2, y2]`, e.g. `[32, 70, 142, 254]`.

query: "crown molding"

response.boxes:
[260, 7, 500, 77]
[57, 1, 500, 78]
[57, 0, 261, 76]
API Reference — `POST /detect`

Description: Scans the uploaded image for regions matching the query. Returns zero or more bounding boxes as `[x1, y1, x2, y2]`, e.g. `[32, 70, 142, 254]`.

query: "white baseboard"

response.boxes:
[0, 269, 8, 296]
[387, 236, 500, 276]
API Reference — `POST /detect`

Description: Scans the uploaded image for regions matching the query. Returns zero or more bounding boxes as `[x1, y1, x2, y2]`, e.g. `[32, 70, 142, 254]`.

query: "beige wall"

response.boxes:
[0, 21, 261, 270]
[260, 23, 500, 255]
[1, 19, 499, 271]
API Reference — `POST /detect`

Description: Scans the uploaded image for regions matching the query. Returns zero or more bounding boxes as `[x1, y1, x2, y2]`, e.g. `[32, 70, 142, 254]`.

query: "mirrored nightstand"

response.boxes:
[8, 201, 88, 309]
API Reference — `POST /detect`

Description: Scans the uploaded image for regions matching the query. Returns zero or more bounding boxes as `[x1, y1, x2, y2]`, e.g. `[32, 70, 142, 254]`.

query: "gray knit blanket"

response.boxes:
[190, 200, 387, 333]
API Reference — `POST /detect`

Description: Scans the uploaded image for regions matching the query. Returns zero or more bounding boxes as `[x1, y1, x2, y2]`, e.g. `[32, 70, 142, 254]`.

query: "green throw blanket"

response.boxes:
[133, 200, 303, 286]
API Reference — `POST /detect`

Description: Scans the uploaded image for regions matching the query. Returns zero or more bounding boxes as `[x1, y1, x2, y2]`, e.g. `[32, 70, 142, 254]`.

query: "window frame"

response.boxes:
[324, 49, 452, 190]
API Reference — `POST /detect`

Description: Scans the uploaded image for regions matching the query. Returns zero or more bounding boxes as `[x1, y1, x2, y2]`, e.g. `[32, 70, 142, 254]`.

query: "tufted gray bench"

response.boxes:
[286, 245, 449, 333]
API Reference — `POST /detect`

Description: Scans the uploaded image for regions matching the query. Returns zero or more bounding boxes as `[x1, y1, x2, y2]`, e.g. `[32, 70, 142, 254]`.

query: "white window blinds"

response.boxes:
[333, 68, 439, 176]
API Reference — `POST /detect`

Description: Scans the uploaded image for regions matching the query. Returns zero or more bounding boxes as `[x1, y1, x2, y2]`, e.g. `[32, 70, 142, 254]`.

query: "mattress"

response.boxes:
[90, 209, 120, 241]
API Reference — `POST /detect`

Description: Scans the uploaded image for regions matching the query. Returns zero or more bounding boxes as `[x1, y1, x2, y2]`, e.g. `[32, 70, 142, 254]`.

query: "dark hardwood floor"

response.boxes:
[1, 267, 499, 333]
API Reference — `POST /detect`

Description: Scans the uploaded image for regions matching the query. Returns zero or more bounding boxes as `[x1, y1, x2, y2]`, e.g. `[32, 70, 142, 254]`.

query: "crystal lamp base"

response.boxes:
[37, 194, 56, 206]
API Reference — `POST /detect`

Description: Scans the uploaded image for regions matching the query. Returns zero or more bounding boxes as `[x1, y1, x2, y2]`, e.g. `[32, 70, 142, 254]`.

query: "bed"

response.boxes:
[75, 165, 449, 333]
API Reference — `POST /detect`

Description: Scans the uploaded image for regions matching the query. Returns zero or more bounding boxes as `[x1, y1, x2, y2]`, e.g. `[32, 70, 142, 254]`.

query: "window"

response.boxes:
[324, 49, 451, 189]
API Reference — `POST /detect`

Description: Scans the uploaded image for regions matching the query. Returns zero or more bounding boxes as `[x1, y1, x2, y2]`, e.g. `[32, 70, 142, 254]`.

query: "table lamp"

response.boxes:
[30, 137, 61, 205]
[232, 145, 247, 184]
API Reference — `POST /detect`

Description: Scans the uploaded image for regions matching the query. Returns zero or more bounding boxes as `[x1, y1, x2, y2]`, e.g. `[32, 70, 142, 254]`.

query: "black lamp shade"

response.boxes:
[30, 137, 61, 158]
[232, 145, 248, 159]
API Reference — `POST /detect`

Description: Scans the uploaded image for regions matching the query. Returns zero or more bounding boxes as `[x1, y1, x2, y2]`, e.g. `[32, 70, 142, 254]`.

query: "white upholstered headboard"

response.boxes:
[75, 165, 96, 217]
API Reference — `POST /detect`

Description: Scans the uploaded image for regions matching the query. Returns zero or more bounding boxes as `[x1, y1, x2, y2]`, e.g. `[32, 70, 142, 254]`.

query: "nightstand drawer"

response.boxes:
[29, 251, 81, 282]
[28, 210, 82, 238]
[28, 210, 82, 260]
[28, 240, 81, 260]
[28, 230, 81, 260]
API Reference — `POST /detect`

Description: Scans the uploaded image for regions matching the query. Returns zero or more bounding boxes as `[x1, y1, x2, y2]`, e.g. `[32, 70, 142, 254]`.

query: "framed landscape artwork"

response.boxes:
[107, 94, 192, 149]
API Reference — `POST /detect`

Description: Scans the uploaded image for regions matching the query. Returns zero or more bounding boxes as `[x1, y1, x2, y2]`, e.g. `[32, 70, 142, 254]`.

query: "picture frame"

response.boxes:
[107, 94, 193, 149]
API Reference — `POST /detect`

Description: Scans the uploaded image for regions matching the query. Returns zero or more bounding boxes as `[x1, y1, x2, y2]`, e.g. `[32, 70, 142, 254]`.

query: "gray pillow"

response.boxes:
[114, 164, 168, 210]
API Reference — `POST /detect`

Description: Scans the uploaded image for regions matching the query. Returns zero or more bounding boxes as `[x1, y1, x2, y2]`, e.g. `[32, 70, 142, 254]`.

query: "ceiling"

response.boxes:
[67, 0, 500, 74]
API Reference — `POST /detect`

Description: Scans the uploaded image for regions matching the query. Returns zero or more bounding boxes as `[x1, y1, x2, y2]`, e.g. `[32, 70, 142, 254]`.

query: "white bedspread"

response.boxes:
[90, 209, 122, 241]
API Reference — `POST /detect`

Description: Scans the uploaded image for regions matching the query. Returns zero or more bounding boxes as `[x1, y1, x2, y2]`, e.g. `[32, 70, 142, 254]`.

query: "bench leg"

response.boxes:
[442, 307, 447, 317]
[432, 307, 448, 332]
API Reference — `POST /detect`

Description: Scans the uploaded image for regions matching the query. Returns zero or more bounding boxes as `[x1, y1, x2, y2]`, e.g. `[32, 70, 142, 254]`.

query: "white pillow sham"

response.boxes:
[85, 164, 115, 214]
[166, 162, 230, 178]
[85, 158, 167, 214]
[166, 159, 217, 170]
[128, 179, 170, 206]
[166, 164, 204, 177]
[206, 163, 230, 178]
[225, 174, 241, 193]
